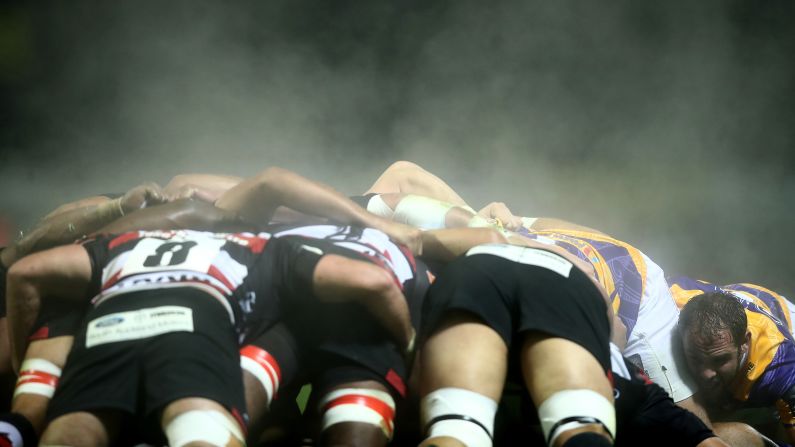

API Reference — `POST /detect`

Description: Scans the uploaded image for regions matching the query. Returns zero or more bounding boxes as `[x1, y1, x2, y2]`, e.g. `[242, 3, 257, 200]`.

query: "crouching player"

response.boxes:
[6, 230, 274, 446]
[417, 241, 616, 447]
[238, 223, 427, 446]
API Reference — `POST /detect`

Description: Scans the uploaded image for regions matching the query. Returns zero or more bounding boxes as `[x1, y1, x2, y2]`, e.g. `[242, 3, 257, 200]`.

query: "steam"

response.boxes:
[1, 0, 793, 294]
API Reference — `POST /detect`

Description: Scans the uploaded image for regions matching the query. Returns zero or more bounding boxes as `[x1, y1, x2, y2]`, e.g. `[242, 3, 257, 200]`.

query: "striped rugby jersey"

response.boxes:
[668, 276, 795, 428]
[521, 229, 648, 339]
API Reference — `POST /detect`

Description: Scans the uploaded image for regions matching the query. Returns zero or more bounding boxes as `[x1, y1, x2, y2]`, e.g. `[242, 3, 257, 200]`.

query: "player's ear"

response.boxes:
[742, 331, 752, 353]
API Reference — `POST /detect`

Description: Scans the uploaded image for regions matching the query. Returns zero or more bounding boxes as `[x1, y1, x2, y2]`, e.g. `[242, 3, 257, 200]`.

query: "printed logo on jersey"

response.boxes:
[86, 306, 194, 348]
[100, 231, 256, 299]
[466, 244, 573, 278]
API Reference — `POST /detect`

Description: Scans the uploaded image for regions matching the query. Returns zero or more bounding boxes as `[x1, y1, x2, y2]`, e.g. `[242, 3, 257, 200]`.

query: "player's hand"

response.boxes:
[164, 184, 217, 203]
[478, 202, 522, 231]
[381, 220, 423, 255]
[120, 182, 166, 214]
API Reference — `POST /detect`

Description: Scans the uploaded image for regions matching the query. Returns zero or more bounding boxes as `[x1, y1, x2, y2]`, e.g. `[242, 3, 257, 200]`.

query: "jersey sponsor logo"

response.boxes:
[466, 244, 573, 278]
[86, 306, 193, 348]
[94, 316, 124, 328]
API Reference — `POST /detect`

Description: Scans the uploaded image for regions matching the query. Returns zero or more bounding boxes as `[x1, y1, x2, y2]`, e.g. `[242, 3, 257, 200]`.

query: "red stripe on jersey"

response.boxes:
[398, 245, 416, 271]
[322, 394, 396, 427]
[16, 371, 59, 388]
[108, 232, 140, 250]
[28, 326, 50, 341]
[208, 265, 235, 292]
[101, 269, 122, 291]
[385, 369, 406, 397]
[240, 345, 282, 382]
[231, 233, 267, 254]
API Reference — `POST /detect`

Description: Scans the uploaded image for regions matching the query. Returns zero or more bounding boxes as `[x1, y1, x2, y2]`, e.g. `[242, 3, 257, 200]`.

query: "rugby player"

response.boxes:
[6, 225, 419, 446]
[678, 291, 795, 445]
[2, 166, 424, 445]
[416, 238, 617, 447]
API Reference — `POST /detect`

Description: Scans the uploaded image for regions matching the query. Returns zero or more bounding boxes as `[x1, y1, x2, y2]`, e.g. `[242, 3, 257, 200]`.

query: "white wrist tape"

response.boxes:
[392, 195, 454, 230]
[366, 195, 395, 219]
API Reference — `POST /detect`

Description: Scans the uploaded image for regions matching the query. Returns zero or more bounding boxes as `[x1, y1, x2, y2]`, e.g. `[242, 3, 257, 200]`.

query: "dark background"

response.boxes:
[1, 0, 793, 296]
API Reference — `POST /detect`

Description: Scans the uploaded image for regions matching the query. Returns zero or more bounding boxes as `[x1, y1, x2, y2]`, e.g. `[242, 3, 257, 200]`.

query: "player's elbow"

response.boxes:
[483, 227, 507, 244]
[385, 160, 422, 172]
[357, 263, 399, 299]
[6, 255, 41, 294]
[253, 166, 291, 189]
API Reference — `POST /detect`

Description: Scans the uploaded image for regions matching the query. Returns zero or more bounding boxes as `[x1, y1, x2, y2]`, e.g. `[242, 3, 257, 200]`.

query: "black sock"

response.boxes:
[561, 431, 612, 447]
[0, 413, 38, 447]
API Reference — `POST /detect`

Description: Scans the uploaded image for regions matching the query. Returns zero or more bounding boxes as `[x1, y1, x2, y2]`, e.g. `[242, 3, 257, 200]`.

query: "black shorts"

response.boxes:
[48, 287, 247, 434]
[29, 298, 86, 341]
[251, 236, 414, 397]
[421, 249, 611, 371]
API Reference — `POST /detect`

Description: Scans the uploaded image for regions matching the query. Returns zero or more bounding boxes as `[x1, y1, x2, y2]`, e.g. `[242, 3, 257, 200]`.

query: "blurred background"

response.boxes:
[1, 0, 793, 295]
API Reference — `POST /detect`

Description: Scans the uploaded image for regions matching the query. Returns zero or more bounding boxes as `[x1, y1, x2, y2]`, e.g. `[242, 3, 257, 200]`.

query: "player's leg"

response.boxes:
[364, 161, 469, 207]
[240, 323, 302, 441]
[161, 398, 245, 447]
[0, 337, 72, 446]
[314, 378, 397, 447]
[40, 410, 121, 446]
[519, 334, 614, 447]
[144, 292, 248, 447]
[418, 312, 507, 447]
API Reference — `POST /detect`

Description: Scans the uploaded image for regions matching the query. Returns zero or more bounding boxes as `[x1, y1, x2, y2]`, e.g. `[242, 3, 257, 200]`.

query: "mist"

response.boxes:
[1, 0, 793, 294]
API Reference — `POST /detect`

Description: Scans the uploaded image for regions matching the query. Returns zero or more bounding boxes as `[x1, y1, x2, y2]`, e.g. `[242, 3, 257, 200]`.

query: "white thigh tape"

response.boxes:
[14, 358, 62, 399]
[240, 345, 281, 408]
[165, 410, 244, 447]
[366, 195, 395, 218]
[538, 389, 615, 446]
[421, 388, 497, 447]
[319, 388, 396, 439]
[392, 195, 452, 230]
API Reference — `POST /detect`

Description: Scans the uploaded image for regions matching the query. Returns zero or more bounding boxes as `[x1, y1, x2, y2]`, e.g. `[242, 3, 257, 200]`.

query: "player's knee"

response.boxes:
[164, 410, 245, 447]
[537, 389, 615, 447]
[240, 345, 282, 408]
[40, 413, 106, 446]
[346, 261, 399, 299]
[420, 388, 497, 447]
[385, 160, 422, 173]
[318, 388, 397, 441]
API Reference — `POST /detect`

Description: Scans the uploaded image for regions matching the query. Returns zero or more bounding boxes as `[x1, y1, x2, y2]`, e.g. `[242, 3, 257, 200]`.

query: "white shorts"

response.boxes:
[622, 254, 697, 402]
[786, 298, 795, 334]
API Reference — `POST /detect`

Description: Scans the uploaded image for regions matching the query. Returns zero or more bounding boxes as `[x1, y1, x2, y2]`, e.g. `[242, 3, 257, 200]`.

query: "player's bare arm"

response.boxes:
[6, 245, 92, 371]
[215, 166, 422, 253]
[97, 198, 251, 234]
[5, 183, 166, 266]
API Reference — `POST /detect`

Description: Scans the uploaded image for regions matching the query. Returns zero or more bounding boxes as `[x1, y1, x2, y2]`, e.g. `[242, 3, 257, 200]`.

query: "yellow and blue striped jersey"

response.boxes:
[668, 277, 795, 426]
[522, 229, 649, 338]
